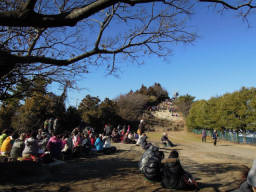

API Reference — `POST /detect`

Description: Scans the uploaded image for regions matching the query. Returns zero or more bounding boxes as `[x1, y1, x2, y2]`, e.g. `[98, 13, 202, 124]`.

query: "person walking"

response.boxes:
[212, 130, 218, 146]
[202, 129, 207, 143]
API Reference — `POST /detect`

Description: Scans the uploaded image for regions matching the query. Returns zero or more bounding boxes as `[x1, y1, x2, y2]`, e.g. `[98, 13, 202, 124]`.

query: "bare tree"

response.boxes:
[199, 0, 256, 18]
[0, 0, 196, 100]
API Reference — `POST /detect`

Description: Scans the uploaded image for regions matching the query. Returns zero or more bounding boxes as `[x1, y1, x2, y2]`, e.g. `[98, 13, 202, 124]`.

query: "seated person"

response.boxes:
[94, 134, 103, 152]
[111, 128, 120, 143]
[1, 131, 19, 156]
[81, 133, 91, 154]
[0, 129, 8, 149]
[161, 132, 175, 147]
[10, 133, 25, 159]
[38, 132, 50, 154]
[46, 132, 62, 159]
[22, 131, 39, 159]
[139, 144, 164, 181]
[140, 133, 151, 150]
[161, 150, 198, 190]
[102, 135, 116, 154]
[232, 160, 256, 192]
[127, 132, 136, 144]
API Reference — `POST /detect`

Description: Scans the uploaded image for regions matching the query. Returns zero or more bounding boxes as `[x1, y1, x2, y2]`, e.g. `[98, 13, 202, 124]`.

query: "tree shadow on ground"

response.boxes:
[0, 155, 139, 186]
[181, 159, 248, 192]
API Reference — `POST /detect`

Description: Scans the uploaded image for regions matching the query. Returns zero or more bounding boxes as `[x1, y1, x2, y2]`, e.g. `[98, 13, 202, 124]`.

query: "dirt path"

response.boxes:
[0, 110, 255, 192]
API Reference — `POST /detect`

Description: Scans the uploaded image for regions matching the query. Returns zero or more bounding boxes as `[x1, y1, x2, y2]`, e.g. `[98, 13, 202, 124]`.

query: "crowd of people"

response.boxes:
[0, 126, 117, 163]
[0, 118, 150, 164]
[2, 116, 255, 192]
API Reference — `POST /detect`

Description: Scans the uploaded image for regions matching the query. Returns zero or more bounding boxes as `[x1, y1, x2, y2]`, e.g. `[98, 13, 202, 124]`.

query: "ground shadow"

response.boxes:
[181, 159, 248, 192]
[0, 155, 140, 186]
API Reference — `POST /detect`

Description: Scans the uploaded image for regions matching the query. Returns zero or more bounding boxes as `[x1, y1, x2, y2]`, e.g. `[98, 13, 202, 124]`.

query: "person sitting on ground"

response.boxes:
[161, 132, 175, 147]
[61, 132, 73, 159]
[120, 127, 126, 142]
[81, 133, 91, 154]
[38, 132, 50, 154]
[122, 132, 129, 144]
[134, 132, 139, 142]
[90, 133, 96, 146]
[161, 150, 198, 190]
[22, 131, 39, 159]
[46, 132, 63, 160]
[1, 131, 19, 156]
[10, 133, 25, 160]
[94, 134, 104, 152]
[232, 160, 256, 192]
[111, 128, 120, 143]
[139, 144, 164, 182]
[102, 134, 116, 154]
[0, 129, 8, 150]
[127, 132, 136, 144]
[140, 133, 151, 150]
[36, 128, 44, 140]
[72, 128, 82, 150]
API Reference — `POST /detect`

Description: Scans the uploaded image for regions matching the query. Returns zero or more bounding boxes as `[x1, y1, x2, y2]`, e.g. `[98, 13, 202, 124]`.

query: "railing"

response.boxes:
[192, 129, 256, 145]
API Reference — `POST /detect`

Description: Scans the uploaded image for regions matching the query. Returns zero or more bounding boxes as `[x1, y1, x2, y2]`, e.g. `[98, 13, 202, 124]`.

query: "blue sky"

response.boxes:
[61, 3, 256, 107]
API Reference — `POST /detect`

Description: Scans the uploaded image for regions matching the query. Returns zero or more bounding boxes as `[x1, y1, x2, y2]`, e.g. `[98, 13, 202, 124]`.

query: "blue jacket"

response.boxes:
[95, 138, 103, 151]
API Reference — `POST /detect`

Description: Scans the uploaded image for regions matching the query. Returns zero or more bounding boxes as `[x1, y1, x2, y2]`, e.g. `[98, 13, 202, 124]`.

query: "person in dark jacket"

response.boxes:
[161, 150, 198, 190]
[232, 160, 256, 192]
[212, 130, 218, 146]
[161, 132, 175, 147]
[139, 144, 164, 181]
[140, 134, 151, 150]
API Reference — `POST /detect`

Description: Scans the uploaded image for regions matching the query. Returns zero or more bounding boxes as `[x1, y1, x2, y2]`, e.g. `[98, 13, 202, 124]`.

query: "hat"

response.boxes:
[169, 150, 179, 158]
[247, 160, 256, 187]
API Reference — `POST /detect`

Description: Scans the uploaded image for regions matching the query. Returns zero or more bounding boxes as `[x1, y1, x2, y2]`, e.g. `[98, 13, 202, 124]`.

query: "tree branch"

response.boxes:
[0, 0, 191, 28]
[199, 0, 256, 10]
[22, 0, 38, 10]
[0, 0, 120, 27]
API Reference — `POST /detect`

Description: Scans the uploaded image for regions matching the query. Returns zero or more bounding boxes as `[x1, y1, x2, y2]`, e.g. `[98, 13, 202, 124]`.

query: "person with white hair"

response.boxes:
[232, 160, 256, 192]
[161, 132, 175, 147]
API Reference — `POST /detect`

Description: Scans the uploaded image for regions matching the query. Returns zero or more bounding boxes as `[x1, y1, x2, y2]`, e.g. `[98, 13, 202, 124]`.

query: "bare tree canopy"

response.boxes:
[199, 0, 256, 17]
[0, 0, 196, 100]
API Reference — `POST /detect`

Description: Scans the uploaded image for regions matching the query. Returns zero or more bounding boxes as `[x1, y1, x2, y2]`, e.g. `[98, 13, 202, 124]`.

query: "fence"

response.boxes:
[192, 129, 256, 145]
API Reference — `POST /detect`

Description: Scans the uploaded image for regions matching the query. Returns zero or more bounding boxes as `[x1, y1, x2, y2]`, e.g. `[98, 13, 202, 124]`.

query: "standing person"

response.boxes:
[137, 119, 145, 136]
[53, 117, 60, 133]
[104, 124, 111, 136]
[202, 129, 207, 143]
[212, 130, 218, 146]
[43, 119, 49, 133]
[48, 117, 54, 135]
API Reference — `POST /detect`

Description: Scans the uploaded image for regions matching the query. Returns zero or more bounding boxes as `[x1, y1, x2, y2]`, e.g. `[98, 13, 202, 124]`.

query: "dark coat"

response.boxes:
[161, 158, 196, 190]
[231, 181, 253, 192]
[139, 145, 164, 181]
